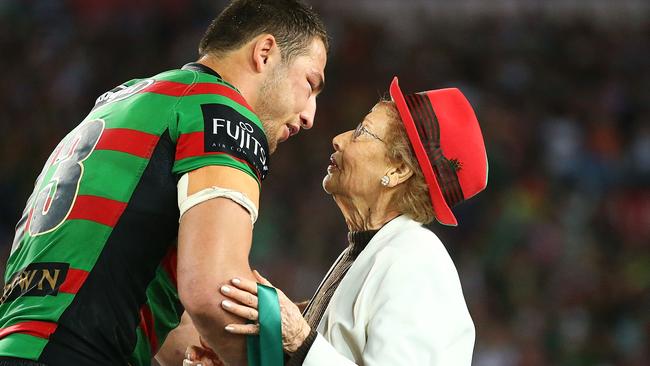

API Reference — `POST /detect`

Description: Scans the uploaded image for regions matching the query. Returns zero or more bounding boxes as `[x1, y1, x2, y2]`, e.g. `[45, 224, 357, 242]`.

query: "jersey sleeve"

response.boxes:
[169, 81, 270, 186]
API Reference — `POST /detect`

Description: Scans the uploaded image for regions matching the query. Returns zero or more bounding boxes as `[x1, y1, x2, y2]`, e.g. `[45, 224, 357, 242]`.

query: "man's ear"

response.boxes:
[385, 162, 414, 188]
[251, 34, 279, 73]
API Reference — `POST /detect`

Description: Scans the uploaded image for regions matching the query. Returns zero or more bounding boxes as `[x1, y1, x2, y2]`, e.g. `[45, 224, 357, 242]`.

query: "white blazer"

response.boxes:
[303, 215, 475, 366]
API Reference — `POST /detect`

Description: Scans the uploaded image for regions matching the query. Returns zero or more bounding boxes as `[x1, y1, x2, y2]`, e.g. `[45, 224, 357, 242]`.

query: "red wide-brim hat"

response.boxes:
[389, 77, 488, 226]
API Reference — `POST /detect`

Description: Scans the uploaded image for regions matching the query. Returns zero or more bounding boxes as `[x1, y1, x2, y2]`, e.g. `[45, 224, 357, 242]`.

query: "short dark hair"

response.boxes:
[199, 0, 328, 62]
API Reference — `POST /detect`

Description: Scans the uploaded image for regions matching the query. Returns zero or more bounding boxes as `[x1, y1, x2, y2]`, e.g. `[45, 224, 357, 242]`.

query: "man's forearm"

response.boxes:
[177, 196, 258, 366]
[182, 266, 257, 366]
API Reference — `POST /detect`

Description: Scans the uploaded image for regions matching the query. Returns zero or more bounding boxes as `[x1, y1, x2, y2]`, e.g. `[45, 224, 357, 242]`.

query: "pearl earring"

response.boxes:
[381, 175, 390, 186]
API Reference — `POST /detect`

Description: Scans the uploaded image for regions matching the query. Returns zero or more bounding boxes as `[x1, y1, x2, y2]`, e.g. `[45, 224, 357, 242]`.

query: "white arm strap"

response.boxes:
[177, 173, 259, 225]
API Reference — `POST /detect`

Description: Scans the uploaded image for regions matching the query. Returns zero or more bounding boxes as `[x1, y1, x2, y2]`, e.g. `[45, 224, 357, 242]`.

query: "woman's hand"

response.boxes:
[182, 338, 225, 366]
[220, 270, 311, 354]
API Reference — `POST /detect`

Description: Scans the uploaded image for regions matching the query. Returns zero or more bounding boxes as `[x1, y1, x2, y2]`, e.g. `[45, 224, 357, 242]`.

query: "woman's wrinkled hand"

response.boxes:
[220, 270, 311, 354]
[182, 338, 226, 366]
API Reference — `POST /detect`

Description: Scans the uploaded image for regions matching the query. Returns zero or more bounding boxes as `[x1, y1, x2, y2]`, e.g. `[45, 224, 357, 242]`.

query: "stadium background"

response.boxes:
[0, 0, 648, 364]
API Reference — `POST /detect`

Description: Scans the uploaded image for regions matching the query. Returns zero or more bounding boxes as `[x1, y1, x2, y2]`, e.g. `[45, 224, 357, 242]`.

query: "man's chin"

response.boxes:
[266, 137, 278, 155]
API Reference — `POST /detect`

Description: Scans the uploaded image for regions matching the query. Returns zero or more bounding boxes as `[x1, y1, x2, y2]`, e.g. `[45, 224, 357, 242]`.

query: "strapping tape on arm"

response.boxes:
[247, 284, 283, 366]
[177, 173, 259, 225]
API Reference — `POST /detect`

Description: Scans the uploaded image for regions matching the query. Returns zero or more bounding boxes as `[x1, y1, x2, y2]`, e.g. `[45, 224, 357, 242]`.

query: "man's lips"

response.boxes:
[279, 125, 300, 143]
[278, 126, 291, 143]
[287, 124, 300, 136]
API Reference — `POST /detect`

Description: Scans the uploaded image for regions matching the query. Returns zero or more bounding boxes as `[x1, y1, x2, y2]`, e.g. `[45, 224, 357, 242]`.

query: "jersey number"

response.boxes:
[12, 119, 105, 252]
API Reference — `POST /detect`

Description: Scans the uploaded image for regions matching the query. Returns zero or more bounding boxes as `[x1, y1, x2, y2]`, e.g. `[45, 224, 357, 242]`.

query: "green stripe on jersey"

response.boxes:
[147, 267, 181, 344]
[130, 265, 181, 365]
[89, 93, 176, 135]
[174, 154, 260, 184]
[0, 293, 75, 327]
[154, 69, 198, 85]
[130, 327, 153, 366]
[0, 333, 48, 360]
[187, 69, 240, 91]
[7, 220, 112, 275]
[78, 150, 148, 202]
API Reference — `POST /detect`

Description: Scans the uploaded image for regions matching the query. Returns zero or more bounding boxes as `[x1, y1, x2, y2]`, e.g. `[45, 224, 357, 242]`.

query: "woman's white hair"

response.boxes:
[379, 99, 436, 225]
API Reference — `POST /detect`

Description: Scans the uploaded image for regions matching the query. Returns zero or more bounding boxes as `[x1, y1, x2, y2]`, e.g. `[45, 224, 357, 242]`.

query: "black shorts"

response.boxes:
[0, 357, 47, 366]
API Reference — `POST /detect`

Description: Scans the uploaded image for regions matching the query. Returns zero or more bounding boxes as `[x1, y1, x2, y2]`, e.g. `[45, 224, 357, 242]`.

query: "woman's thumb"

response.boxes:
[253, 269, 272, 286]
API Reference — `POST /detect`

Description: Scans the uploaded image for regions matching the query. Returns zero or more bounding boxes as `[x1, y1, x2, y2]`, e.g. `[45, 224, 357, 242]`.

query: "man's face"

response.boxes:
[255, 38, 327, 153]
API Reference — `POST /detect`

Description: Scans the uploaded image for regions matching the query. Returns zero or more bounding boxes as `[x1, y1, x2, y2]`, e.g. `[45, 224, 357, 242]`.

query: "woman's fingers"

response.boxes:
[184, 345, 224, 366]
[182, 358, 199, 366]
[231, 277, 258, 293]
[221, 284, 258, 308]
[224, 323, 260, 335]
[221, 299, 259, 321]
[253, 270, 273, 286]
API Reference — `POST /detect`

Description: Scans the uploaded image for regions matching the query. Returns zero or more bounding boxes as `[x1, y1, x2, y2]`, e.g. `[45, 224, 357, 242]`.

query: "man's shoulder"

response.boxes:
[153, 67, 239, 94]
[153, 68, 256, 117]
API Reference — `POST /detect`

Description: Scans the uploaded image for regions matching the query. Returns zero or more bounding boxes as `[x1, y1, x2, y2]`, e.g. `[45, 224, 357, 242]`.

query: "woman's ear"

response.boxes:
[251, 34, 278, 73]
[385, 162, 413, 188]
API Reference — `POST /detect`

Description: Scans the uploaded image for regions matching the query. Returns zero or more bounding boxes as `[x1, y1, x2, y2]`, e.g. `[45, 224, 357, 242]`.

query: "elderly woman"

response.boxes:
[186, 77, 488, 365]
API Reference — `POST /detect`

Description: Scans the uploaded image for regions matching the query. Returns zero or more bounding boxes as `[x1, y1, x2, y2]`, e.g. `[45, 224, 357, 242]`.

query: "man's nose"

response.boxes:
[299, 96, 316, 130]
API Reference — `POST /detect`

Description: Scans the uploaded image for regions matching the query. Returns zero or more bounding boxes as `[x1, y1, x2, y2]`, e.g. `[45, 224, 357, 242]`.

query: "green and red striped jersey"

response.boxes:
[0, 63, 269, 365]
[131, 247, 181, 365]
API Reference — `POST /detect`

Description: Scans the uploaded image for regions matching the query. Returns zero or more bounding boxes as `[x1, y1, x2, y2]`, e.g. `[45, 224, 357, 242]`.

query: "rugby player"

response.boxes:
[0, 1, 327, 365]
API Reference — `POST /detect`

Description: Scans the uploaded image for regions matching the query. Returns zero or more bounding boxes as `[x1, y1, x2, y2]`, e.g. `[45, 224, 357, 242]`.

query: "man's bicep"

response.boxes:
[177, 193, 255, 304]
[176, 165, 260, 308]
[178, 165, 260, 221]
[176, 193, 256, 361]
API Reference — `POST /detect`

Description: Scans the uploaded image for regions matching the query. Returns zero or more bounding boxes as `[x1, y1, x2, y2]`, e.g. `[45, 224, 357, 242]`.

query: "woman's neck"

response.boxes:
[334, 193, 400, 232]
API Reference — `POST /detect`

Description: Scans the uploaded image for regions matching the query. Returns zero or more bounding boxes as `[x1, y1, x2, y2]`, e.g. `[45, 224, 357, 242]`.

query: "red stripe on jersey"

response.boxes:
[59, 268, 90, 294]
[142, 81, 254, 113]
[175, 132, 260, 181]
[68, 195, 127, 227]
[139, 304, 159, 354]
[161, 247, 178, 288]
[142, 80, 188, 96]
[175, 131, 202, 161]
[0, 320, 58, 340]
[95, 129, 159, 158]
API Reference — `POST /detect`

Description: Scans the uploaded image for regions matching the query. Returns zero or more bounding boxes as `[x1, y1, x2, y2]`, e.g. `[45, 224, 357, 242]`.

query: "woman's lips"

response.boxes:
[327, 154, 338, 173]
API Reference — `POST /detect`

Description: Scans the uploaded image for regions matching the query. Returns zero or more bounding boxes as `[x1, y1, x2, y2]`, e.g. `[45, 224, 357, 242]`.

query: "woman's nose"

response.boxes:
[332, 131, 349, 151]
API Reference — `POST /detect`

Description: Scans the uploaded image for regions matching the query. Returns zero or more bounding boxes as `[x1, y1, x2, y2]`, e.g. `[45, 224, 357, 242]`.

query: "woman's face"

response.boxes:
[323, 103, 393, 200]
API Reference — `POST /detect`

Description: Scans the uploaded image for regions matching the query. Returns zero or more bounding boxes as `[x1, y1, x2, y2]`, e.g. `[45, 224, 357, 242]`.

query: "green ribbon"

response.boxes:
[247, 284, 283, 366]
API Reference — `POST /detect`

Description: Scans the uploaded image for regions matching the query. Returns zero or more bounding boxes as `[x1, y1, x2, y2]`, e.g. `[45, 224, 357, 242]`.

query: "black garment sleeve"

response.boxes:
[285, 328, 318, 366]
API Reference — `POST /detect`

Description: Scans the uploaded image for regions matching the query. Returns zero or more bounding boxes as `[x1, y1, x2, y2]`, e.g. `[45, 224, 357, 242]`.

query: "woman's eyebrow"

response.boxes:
[364, 116, 377, 127]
